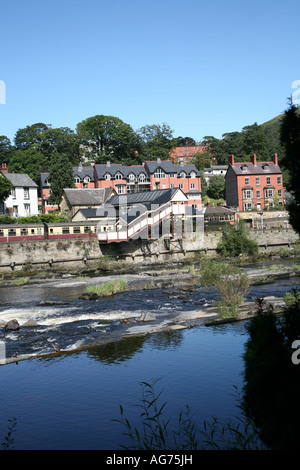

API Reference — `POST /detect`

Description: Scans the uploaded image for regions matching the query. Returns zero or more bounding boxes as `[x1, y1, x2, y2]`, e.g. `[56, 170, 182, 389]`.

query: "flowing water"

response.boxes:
[0, 261, 299, 449]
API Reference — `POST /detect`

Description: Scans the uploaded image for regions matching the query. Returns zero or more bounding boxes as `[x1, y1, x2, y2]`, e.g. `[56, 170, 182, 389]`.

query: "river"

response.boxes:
[0, 259, 299, 450]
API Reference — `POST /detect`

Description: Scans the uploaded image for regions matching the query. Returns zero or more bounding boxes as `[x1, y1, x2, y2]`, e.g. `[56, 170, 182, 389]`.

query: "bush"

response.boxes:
[217, 220, 259, 257]
[85, 278, 128, 297]
[199, 260, 250, 317]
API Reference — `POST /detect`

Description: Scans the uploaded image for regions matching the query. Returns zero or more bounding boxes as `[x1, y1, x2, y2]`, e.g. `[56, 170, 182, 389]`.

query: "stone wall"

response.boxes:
[0, 228, 298, 272]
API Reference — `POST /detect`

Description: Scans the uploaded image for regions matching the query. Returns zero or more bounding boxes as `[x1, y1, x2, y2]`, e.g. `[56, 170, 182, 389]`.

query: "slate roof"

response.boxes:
[94, 164, 148, 179]
[204, 205, 235, 215]
[62, 187, 114, 206]
[4, 173, 38, 188]
[73, 166, 95, 181]
[107, 188, 182, 209]
[144, 160, 200, 176]
[230, 161, 282, 175]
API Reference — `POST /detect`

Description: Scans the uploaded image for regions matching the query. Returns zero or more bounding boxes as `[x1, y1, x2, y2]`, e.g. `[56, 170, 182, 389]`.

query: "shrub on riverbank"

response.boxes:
[199, 260, 250, 317]
[217, 220, 259, 258]
[84, 278, 128, 297]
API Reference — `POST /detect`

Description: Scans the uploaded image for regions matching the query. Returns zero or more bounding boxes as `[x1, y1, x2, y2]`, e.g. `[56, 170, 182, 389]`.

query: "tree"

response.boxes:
[39, 127, 80, 164]
[200, 170, 207, 197]
[0, 175, 13, 203]
[280, 99, 300, 234]
[206, 174, 225, 199]
[8, 148, 48, 185]
[217, 219, 259, 257]
[241, 123, 271, 161]
[76, 115, 141, 164]
[0, 136, 13, 164]
[137, 123, 176, 161]
[14, 123, 49, 150]
[48, 150, 75, 205]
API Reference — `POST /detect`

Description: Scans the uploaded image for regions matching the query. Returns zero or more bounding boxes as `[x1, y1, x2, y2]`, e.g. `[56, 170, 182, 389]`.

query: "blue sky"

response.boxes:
[1, 0, 299, 144]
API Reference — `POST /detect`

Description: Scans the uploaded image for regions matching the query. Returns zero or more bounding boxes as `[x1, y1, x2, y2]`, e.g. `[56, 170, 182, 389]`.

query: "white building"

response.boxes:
[0, 168, 39, 217]
[203, 165, 228, 183]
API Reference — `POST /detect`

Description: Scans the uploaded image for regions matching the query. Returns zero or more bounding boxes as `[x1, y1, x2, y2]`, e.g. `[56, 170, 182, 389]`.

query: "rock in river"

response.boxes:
[5, 319, 20, 331]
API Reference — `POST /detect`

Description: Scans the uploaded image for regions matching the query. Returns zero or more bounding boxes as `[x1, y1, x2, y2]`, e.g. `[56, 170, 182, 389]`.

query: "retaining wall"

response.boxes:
[0, 228, 298, 272]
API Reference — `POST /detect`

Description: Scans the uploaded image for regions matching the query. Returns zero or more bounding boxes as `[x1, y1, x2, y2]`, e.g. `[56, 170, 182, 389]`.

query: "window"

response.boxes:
[84, 226, 91, 233]
[243, 189, 252, 199]
[263, 164, 270, 171]
[256, 177, 260, 186]
[190, 171, 196, 178]
[153, 168, 165, 179]
[190, 183, 195, 189]
[24, 204, 31, 216]
[24, 187, 29, 199]
[117, 185, 126, 194]
[170, 183, 175, 188]
[256, 190, 261, 198]
[73, 226, 81, 234]
[74, 176, 81, 184]
[139, 173, 146, 182]
[8, 228, 16, 236]
[241, 165, 248, 172]
[84, 176, 90, 183]
[20, 228, 28, 236]
[277, 176, 282, 185]
[13, 206, 18, 217]
[11, 188, 16, 199]
[0, 229, 3, 236]
[115, 172, 123, 180]
[104, 173, 111, 180]
[265, 189, 274, 198]
[128, 173, 135, 181]
[267, 177, 271, 185]
[245, 177, 250, 186]
[62, 227, 70, 234]
[278, 189, 282, 197]
[179, 183, 183, 189]
[179, 171, 186, 178]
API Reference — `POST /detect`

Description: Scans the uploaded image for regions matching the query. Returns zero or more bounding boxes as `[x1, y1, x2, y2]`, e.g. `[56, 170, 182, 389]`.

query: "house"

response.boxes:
[40, 166, 95, 213]
[203, 165, 228, 183]
[225, 153, 284, 212]
[59, 187, 116, 219]
[0, 164, 39, 217]
[93, 159, 202, 209]
[169, 145, 207, 164]
[204, 205, 235, 226]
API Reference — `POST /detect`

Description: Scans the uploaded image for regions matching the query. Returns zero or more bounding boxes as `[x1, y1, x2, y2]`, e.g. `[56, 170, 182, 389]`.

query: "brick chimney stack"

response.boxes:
[228, 154, 235, 166]
[250, 153, 257, 165]
[271, 153, 278, 165]
[1, 163, 8, 174]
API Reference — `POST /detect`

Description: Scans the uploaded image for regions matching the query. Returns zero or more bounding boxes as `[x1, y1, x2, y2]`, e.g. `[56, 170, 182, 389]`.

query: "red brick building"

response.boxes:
[225, 153, 284, 211]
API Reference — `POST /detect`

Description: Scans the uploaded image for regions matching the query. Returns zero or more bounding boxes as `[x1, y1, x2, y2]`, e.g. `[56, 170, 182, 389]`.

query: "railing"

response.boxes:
[97, 201, 186, 243]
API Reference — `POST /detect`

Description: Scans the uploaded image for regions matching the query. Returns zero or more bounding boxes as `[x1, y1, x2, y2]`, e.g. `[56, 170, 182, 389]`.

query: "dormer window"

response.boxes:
[262, 164, 269, 171]
[84, 176, 91, 183]
[128, 173, 135, 181]
[104, 173, 111, 180]
[153, 168, 165, 179]
[74, 176, 81, 184]
[190, 171, 196, 178]
[241, 165, 248, 172]
[139, 173, 146, 182]
[115, 172, 123, 180]
[179, 171, 186, 178]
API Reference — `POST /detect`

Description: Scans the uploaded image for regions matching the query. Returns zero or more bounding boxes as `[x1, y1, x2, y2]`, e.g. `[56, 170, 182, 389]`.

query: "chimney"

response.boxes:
[271, 153, 278, 165]
[1, 163, 8, 174]
[228, 154, 235, 166]
[250, 153, 257, 166]
[106, 161, 110, 166]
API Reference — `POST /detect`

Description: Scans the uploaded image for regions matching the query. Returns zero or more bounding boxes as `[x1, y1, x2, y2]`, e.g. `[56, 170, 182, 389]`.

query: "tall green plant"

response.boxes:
[217, 220, 259, 257]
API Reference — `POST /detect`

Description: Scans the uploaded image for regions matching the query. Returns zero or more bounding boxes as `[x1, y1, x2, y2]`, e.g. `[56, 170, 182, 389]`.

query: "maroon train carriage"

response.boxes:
[0, 224, 45, 242]
[45, 222, 98, 239]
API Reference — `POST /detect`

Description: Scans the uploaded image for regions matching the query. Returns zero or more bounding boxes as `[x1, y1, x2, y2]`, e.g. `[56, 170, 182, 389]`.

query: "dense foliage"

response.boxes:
[217, 220, 259, 257]
[242, 294, 300, 450]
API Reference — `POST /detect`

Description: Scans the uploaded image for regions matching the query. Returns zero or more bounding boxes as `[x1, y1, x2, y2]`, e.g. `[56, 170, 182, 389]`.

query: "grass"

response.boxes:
[11, 276, 30, 286]
[85, 278, 128, 297]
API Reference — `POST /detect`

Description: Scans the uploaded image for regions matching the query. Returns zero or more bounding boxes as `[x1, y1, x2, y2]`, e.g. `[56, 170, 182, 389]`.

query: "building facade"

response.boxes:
[0, 165, 39, 217]
[225, 153, 284, 211]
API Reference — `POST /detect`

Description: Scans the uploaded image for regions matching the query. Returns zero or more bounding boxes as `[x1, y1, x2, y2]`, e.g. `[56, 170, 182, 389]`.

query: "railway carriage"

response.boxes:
[0, 224, 45, 242]
[44, 221, 98, 239]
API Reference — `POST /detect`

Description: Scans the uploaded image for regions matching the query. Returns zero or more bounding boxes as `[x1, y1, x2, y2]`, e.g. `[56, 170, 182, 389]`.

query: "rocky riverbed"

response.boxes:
[0, 260, 299, 365]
